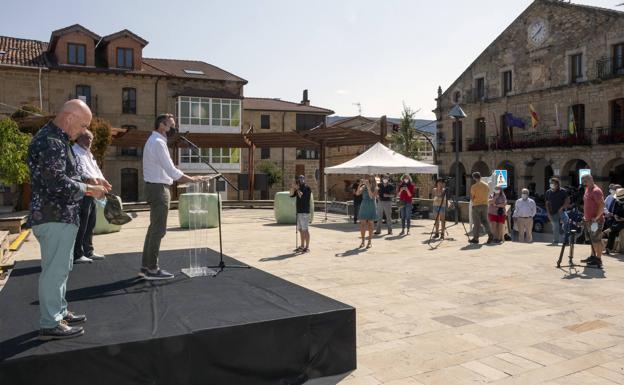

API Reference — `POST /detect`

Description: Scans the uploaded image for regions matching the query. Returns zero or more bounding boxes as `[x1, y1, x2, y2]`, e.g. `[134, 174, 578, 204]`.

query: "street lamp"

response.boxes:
[449, 104, 467, 224]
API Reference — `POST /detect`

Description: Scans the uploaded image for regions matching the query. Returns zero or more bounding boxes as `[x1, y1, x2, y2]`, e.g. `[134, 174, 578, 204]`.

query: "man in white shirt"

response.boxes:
[141, 113, 203, 280]
[73, 130, 112, 264]
[512, 188, 537, 243]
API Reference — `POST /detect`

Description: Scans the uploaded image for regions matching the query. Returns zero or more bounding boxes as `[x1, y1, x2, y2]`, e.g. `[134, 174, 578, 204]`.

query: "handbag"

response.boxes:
[497, 207, 505, 216]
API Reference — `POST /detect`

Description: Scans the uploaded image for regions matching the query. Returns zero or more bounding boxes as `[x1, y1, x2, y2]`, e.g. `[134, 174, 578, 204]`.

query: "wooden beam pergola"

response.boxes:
[110, 118, 387, 200]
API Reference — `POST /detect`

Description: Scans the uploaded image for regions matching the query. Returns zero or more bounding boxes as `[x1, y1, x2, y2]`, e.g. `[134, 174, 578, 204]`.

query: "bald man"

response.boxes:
[28, 99, 108, 340]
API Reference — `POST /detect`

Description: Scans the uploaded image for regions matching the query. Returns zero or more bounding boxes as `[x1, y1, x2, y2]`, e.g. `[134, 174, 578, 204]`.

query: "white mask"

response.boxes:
[550, 184, 556, 190]
[382, 179, 388, 184]
[403, 179, 408, 183]
[522, 193, 528, 200]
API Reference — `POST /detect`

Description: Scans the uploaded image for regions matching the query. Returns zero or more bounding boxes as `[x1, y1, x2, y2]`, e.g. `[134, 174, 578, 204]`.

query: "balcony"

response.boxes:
[464, 87, 491, 104]
[596, 55, 624, 80]
[596, 127, 624, 145]
[463, 129, 592, 151]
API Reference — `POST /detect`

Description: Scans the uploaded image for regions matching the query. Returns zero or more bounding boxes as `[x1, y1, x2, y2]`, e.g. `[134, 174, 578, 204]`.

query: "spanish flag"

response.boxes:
[529, 104, 539, 129]
[568, 107, 576, 135]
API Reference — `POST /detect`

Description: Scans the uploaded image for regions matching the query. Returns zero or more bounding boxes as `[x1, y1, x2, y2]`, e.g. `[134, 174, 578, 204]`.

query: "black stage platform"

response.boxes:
[0, 250, 356, 385]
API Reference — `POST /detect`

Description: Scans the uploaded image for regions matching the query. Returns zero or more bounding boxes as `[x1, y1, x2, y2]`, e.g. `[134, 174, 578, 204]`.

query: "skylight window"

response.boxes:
[184, 69, 204, 75]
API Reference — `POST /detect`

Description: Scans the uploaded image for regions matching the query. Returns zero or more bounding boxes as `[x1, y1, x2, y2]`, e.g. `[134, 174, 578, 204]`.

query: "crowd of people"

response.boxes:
[24, 98, 624, 342]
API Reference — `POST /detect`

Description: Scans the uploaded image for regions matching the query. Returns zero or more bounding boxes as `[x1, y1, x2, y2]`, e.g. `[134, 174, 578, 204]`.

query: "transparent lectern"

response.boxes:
[182, 180, 217, 277]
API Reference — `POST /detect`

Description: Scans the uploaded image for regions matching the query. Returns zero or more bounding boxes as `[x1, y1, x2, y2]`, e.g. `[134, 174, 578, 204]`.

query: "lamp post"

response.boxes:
[449, 104, 467, 224]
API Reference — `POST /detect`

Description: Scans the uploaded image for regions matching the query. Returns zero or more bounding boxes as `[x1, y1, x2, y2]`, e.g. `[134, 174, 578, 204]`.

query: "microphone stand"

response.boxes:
[175, 132, 250, 276]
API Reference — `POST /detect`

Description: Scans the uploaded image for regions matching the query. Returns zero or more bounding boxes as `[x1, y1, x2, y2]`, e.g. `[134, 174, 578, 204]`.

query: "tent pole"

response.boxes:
[324, 173, 328, 221]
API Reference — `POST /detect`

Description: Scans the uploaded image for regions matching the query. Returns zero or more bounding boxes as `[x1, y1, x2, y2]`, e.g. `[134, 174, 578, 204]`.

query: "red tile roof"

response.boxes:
[142, 58, 246, 83]
[0, 35, 245, 83]
[243, 97, 334, 114]
[0, 36, 49, 67]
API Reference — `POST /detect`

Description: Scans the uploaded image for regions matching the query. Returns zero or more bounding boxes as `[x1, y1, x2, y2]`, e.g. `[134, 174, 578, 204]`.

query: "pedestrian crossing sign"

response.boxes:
[495, 169, 508, 188]
[579, 169, 591, 185]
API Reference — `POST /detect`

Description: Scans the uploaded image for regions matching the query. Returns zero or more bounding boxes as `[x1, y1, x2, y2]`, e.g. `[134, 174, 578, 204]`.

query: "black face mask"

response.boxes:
[166, 125, 177, 138]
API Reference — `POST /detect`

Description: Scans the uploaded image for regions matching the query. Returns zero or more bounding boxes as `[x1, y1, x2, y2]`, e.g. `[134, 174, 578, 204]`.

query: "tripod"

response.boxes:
[556, 208, 600, 269]
[428, 186, 470, 249]
[177, 134, 250, 276]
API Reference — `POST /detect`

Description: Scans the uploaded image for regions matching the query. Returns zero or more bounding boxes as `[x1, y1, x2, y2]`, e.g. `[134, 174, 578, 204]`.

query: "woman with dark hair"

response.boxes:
[488, 186, 508, 244]
[397, 174, 415, 235]
[432, 178, 448, 239]
[355, 175, 378, 248]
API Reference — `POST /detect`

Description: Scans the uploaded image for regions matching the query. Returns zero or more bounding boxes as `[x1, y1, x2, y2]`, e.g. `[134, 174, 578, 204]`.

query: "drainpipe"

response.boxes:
[154, 76, 161, 117]
[281, 111, 286, 191]
[38, 68, 43, 110]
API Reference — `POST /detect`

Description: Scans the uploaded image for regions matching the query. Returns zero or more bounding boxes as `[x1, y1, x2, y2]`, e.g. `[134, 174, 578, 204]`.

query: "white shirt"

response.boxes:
[72, 144, 104, 179]
[142, 131, 184, 185]
[513, 197, 537, 218]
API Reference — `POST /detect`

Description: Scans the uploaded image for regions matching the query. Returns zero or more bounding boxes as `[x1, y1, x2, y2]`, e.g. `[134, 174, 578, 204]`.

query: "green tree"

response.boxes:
[0, 118, 31, 186]
[391, 103, 426, 160]
[257, 161, 283, 188]
[89, 117, 112, 169]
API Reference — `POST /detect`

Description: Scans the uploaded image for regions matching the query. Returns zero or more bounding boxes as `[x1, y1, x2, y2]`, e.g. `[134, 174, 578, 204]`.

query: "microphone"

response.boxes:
[166, 126, 177, 138]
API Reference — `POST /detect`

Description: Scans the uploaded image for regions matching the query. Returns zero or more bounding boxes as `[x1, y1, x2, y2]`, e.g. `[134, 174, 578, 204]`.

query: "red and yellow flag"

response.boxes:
[529, 104, 539, 129]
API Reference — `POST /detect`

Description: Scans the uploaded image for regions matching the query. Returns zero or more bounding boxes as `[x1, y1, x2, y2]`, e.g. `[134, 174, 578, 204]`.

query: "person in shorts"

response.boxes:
[291, 175, 312, 253]
[431, 178, 448, 239]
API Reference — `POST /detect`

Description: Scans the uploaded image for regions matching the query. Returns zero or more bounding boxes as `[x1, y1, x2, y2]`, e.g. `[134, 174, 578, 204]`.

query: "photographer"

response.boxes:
[431, 178, 448, 239]
[290, 175, 312, 253]
[604, 184, 621, 230]
[581, 174, 604, 268]
[605, 188, 624, 255]
[396, 174, 415, 235]
[356, 175, 378, 248]
[375, 174, 395, 235]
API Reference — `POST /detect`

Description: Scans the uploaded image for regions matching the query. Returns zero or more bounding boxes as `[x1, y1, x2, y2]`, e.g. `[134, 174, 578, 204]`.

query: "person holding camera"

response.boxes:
[581, 174, 605, 267]
[605, 188, 624, 255]
[290, 175, 312, 253]
[604, 184, 621, 230]
[431, 178, 448, 239]
[351, 179, 363, 224]
[545, 177, 569, 246]
[512, 188, 536, 243]
[397, 174, 415, 235]
[355, 175, 378, 248]
[375, 174, 395, 235]
[488, 186, 507, 244]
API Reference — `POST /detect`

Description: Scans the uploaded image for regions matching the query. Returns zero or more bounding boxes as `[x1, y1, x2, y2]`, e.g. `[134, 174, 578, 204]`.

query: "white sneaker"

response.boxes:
[89, 253, 105, 261]
[74, 256, 93, 264]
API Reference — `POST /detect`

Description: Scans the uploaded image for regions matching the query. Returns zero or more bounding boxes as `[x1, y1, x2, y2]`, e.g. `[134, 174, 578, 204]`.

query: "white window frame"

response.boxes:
[176, 96, 241, 134]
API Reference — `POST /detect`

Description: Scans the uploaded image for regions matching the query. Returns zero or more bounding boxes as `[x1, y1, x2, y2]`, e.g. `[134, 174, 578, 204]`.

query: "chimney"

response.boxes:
[301, 89, 310, 106]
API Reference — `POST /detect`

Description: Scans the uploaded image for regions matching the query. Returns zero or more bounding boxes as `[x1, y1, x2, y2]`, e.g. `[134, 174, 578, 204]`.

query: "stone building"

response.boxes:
[0, 24, 247, 201]
[241, 94, 334, 199]
[435, 0, 624, 200]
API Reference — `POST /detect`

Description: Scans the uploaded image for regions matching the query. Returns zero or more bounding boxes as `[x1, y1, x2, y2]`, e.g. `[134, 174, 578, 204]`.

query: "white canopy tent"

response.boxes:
[322, 142, 438, 219]
[324, 142, 438, 175]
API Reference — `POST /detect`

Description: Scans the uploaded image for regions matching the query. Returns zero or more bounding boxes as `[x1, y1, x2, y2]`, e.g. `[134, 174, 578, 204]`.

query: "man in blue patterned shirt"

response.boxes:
[28, 99, 108, 340]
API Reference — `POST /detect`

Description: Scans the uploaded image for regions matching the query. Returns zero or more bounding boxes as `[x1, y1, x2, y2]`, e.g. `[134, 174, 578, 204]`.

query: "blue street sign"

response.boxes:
[495, 169, 508, 189]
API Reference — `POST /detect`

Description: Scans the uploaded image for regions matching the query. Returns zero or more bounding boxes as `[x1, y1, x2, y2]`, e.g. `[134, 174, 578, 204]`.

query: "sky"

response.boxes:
[1, 0, 621, 120]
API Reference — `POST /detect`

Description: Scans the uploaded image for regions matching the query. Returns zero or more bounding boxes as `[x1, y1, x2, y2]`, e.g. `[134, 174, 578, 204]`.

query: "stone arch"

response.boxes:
[561, 158, 591, 189]
[496, 160, 517, 199]
[472, 160, 490, 177]
[603, 157, 624, 186]
[448, 161, 467, 196]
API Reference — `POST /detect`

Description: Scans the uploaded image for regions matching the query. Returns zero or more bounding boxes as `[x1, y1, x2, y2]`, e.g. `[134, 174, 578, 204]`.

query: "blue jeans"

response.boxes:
[400, 203, 413, 230]
[33, 222, 78, 329]
[551, 212, 562, 243]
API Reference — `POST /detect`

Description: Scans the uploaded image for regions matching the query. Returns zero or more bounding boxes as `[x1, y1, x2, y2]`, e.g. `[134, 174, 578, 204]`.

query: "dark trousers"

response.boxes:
[353, 201, 362, 223]
[73, 196, 96, 261]
[142, 183, 171, 270]
[607, 223, 624, 250]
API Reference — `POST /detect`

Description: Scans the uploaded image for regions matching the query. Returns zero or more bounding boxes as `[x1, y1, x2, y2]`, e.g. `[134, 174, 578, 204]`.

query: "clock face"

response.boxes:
[528, 20, 548, 46]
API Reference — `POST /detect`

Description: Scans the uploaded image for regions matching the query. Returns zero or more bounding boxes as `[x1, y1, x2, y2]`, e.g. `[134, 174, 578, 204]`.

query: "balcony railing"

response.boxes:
[464, 87, 491, 104]
[596, 126, 624, 144]
[596, 55, 624, 80]
[461, 129, 592, 151]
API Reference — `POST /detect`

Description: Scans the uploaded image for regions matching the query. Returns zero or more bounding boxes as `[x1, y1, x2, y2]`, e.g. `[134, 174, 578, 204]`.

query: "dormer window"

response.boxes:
[67, 43, 86, 65]
[117, 47, 134, 69]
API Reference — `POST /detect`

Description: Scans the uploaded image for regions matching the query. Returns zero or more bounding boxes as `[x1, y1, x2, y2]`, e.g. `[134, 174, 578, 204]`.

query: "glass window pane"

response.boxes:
[222, 104, 230, 119]
[126, 49, 133, 67]
[190, 118, 200, 125]
[68, 45, 76, 63]
[212, 119, 220, 126]
[78, 46, 85, 64]
[191, 103, 200, 118]
[201, 102, 210, 119]
[117, 48, 123, 67]
[230, 148, 240, 163]
[180, 117, 189, 124]
[181, 101, 190, 118]
[212, 101, 221, 118]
